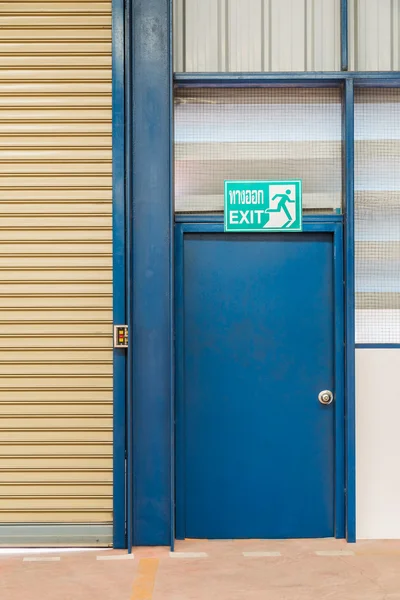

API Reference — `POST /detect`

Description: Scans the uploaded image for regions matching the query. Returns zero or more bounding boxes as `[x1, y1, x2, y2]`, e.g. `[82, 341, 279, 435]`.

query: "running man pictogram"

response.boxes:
[264, 189, 295, 228]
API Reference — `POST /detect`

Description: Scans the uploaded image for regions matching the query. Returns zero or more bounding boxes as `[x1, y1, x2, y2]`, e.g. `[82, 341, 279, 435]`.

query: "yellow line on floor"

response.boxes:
[131, 558, 159, 600]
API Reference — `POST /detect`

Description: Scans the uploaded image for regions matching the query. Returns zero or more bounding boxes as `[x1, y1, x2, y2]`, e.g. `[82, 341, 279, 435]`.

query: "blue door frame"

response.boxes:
[175, 217, 345, 541]
[112, 0, 400, 548]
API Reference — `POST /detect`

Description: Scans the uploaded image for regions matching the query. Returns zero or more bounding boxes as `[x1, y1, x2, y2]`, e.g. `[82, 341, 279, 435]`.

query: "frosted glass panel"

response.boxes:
[175, 88, 342, 214]
[355, 89, 400, 343]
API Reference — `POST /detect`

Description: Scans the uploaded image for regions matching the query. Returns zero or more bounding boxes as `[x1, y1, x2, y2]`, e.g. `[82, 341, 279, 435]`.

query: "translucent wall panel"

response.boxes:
[175, 88, 342, 213]
[349, 0, 400, 71]
[355, 89, 400, 343]
[173, 0, 340, 72]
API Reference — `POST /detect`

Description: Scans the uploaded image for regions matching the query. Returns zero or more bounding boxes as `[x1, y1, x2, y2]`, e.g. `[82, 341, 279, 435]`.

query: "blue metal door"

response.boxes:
[176, 227, 343, 539]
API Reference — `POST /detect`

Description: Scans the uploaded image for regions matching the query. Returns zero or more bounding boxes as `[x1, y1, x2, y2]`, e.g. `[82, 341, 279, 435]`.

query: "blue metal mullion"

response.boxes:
[174, 225, 185, 541]
[112, 0, 127, 550]
[341, 0, 348, 71]
[334, 223, 346, 539]
[169, 0, 175, 553]
[125, 0, 134, 554]
[343, 78, 356, 543]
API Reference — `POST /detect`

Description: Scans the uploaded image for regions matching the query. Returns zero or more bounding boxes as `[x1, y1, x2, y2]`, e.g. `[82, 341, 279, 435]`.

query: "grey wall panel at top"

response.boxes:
[173, 0, 340, 72]
[349, 0, 400, 71]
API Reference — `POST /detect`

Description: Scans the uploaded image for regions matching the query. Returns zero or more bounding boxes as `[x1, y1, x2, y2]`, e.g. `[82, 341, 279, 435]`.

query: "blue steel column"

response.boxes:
[125, 0, 134, 553]
[130, 0, 173, 545]
[112, 0, 126, 549]
[343, 78, 356, 542]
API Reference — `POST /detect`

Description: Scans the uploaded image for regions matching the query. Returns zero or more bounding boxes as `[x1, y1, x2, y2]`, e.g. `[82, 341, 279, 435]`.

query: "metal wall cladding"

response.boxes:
[349, 0, 400, 71]
[173, 0, 341, 72]
[0, 1, 113, 538]
[174, 0, 400, 72]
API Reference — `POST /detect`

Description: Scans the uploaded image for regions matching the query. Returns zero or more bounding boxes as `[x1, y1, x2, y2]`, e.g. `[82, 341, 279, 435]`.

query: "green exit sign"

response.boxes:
[224, 180, 302, 233]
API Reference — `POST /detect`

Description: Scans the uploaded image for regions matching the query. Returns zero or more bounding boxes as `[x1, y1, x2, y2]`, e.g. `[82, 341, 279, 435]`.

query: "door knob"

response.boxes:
[318, 390, 333, 405]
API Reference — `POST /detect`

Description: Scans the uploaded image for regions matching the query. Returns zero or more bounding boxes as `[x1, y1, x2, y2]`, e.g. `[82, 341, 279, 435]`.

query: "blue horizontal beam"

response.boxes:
[179, 221, 340, 234]
[175, 214, 344, 224]
[174, 72, 400, 87]
[175, 72, 344, 86]
[355, 77, 400, 87]
[356, 344, 400, 349]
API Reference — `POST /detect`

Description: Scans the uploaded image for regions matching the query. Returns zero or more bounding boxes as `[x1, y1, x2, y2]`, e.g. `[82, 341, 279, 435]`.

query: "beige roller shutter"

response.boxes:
[0, 1, 113, 545]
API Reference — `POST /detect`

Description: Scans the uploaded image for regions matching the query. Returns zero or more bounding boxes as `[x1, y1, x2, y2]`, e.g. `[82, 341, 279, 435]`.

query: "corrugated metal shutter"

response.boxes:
[0, 1, 113, 545]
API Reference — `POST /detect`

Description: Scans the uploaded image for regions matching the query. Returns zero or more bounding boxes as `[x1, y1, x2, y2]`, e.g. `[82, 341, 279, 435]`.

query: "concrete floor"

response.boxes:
[2, 539, 400, 600]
